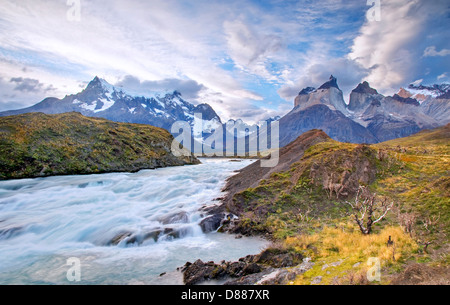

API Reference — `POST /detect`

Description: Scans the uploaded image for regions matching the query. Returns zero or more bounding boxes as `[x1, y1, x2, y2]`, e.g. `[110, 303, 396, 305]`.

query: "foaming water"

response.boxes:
[0, 159, 268, 284]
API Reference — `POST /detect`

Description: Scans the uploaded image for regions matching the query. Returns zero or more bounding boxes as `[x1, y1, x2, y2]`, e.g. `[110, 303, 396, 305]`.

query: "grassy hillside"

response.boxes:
[223, 124, 449, 284]
[0, 112, 199, 180]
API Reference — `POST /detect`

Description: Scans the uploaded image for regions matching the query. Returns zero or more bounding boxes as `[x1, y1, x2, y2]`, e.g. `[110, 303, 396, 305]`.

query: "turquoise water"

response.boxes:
[0, 159, 268, 284]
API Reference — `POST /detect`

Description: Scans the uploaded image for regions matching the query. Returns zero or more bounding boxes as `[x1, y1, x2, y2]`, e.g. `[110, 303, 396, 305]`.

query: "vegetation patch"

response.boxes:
[0, 112, 199, 179]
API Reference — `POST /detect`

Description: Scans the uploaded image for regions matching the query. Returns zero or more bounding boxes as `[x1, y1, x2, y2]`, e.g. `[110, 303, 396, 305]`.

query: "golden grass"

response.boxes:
[285, 224, 418, 285]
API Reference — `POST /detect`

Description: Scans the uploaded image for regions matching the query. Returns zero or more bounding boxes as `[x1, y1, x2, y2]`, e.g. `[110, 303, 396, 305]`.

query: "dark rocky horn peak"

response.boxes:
[193, 103, 221, 122]
[352, 81, 378, 95]
[391, 94, 420, 106]
[298, 87, 316, 95]
[318, 75, 340, 90]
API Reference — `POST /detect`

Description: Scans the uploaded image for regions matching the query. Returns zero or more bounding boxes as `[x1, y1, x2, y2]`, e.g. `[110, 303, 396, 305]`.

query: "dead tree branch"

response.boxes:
[346, 186, 394, 235]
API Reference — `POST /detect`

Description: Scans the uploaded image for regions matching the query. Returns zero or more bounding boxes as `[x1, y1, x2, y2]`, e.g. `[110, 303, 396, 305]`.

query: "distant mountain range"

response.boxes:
[279, 76, 449, 146]
[0, 76, 223, 136]
[1, 75, 448, 149]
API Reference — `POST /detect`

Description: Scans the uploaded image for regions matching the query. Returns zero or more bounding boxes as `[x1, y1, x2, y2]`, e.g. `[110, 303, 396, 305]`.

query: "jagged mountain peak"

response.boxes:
[391, 94, 420, 106]
[193, 103, 221, 122]
[352, 81, 378, 95]
[85, 76, 107, 90]
[294, 75, 347, 115]
[83, 76, 128, 99]
[299, 87, 316, 95]
[318, 75, 340, 90]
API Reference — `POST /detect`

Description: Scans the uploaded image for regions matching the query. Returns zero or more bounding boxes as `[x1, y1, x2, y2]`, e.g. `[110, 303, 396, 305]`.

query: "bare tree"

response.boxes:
[423, 214, 440, 232]
[397, 211, 416, 236]
[418, 240, 432, 254]
[346, 186, 394, 235]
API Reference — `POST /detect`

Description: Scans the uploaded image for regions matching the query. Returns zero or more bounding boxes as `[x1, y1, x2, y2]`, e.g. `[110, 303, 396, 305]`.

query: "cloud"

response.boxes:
[0, 0, 447, 118]
[223, 19, 283, 80]
[437, 73, 447, 81]
[423, 46, 450, 57]
[115, 75, 206, 100]
[10, 77, 55, 93]
[349, 0, 450, 94]
[278, 57, 369, 102]
[411, 79, 424, 86]
[0, 76, 56, 111]
[0, 0, 263, 112]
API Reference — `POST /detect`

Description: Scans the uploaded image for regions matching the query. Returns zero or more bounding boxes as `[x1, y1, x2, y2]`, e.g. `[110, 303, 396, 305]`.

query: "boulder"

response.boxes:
[199, 214, 224, 233]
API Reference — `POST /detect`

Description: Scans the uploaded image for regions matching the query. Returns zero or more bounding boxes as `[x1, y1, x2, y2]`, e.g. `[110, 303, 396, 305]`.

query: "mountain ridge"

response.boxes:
[1, 75, 448, 149]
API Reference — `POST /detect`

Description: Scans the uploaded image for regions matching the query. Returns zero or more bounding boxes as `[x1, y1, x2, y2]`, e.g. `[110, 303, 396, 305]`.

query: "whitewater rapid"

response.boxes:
[0, 158, 268, 284]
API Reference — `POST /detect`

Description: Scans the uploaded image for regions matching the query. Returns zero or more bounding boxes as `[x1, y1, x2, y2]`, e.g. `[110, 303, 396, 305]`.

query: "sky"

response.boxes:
[0, 0, 449, 123]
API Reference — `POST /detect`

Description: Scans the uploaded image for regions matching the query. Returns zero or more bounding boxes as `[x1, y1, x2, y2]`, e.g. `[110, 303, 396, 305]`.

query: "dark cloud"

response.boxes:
[10, 77, 55, 93]
[0, 78, 33, 110]
[115, 75, 206, 100]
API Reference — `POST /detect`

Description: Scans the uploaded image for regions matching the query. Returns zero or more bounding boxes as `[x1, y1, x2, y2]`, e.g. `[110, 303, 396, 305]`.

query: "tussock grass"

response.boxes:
[285, 224, 418, 285]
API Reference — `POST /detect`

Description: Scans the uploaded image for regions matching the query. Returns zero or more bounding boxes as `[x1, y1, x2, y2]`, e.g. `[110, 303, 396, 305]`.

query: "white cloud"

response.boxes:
[115, 75, 206, 100]
[349, 0, 449, 94]
[223, 19, 283, 80]
[0, 0, 262, 111]
[437, 73, 447, 81]
[411, 79, 423, 86]
[423, 46, 450, 57]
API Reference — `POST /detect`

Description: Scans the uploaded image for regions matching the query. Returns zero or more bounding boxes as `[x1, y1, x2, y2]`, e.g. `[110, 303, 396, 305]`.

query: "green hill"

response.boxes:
[222, 124, 449, 284]
[0, 112, 199, 180]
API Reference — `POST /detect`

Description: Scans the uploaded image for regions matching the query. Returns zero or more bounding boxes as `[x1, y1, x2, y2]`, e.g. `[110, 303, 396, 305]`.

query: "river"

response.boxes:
[0, 158, 268, 284]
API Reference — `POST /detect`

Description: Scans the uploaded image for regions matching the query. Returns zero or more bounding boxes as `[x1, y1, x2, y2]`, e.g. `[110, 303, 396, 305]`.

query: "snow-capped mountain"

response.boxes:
[0, 76, 223, 137]
[283, 76, 448, 144]
[1, 75, 447, 150]
[397, 83, 450, 102]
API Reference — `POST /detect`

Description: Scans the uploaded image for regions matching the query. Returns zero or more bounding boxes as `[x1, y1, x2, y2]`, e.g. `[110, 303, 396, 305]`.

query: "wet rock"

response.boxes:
[126, 235, 139, 245]
[199, 214, 224, 233]
[181, 248, 308, 285]
[163, 228, 181, 239]
[108, 231, 132, 246]
[183, 259, 216, 285]
[159, 212, 189, 225]
[143, 230, 162, 242]
[243, 263, 262, 275]
[226, 262, 247, 277]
